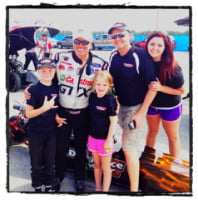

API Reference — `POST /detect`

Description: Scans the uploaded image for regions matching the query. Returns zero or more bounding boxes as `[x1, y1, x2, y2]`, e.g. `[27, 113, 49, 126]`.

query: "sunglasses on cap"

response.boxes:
[73, 39, 90, 46]
[109, 32, 126, 40]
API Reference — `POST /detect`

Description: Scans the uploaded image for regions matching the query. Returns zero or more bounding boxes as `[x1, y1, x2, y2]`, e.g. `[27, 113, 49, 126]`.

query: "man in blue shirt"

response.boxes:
[108, 22, 157, 192]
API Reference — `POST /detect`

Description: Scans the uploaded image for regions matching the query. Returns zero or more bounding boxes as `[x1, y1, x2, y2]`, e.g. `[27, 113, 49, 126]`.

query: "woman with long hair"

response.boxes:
[144, 31, 185, 158]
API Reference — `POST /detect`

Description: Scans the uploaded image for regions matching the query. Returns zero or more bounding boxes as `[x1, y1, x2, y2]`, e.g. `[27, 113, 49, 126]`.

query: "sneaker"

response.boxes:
[74, 180, 85, 193]
[35, 186, 42, 193]
[45, 186, 55, 193]
[53, 177, 61, 192]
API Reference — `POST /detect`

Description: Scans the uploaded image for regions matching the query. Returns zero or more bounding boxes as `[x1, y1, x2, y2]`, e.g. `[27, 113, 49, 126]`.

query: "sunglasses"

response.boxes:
[73, 39, 90, 46]
[109, 33, 126, 40]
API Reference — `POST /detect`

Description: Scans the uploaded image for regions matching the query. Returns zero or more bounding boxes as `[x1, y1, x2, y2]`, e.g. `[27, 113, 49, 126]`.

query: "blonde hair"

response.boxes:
[92, 70, 114, 94]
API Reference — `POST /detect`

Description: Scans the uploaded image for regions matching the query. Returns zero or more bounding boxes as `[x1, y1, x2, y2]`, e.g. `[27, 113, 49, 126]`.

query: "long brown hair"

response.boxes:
[146, 31, 175, 84]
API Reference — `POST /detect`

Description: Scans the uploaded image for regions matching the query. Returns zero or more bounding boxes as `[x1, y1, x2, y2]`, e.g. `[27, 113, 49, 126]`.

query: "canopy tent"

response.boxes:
[174, 16, 189, 26]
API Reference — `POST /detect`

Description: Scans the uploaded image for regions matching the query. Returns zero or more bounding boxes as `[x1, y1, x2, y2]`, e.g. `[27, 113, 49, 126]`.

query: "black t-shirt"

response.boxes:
[26, 82, 59, 134]
[89, 93, 117, 139]
[151, 62, 184, 108]
[109, 47, 156, 106]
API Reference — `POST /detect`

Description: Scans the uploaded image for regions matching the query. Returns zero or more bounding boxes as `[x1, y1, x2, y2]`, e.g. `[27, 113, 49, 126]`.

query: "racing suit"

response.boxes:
[54, 50, 108, 181]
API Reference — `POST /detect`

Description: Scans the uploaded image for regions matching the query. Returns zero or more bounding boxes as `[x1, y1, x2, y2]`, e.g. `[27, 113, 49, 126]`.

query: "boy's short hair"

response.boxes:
[37, 58, 56, 69]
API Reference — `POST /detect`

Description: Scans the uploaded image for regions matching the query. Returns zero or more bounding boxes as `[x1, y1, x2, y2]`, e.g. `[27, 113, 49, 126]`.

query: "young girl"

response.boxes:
[88, 70, 118, 192]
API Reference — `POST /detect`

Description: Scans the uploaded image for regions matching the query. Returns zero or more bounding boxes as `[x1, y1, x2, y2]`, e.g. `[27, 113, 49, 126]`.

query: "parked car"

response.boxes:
[56, 35, 96, 50]
[92, 34, 113, 50]
[132, 35, 176, 49]
[169, 35, 176, 49]
[49, 38, 58, 48]
[56, 35, 73, 49]
[132, 38, 147, 48]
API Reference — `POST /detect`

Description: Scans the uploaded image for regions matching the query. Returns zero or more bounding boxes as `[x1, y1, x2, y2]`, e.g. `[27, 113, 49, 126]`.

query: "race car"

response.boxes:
[65, 134, 190, 193]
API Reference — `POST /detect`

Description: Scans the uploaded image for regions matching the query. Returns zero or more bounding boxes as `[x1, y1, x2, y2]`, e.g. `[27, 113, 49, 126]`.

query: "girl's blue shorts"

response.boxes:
[147, 104, 182, 121]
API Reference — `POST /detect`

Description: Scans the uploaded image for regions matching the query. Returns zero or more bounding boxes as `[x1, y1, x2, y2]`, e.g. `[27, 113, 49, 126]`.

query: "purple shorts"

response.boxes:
[147, 104, 182, 121]
[88, 135, 114, 157]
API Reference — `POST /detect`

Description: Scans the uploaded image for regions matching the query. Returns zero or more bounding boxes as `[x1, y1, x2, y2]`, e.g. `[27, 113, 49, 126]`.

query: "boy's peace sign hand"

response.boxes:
[42, 96, 58, 112]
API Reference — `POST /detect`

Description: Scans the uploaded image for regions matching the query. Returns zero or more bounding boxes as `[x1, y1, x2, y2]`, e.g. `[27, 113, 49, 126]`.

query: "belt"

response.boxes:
[61, 107, 88, 115]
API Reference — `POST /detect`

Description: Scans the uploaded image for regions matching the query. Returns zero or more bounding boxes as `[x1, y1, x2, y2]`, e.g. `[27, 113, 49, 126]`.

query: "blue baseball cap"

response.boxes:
[37, 58, 56, 69]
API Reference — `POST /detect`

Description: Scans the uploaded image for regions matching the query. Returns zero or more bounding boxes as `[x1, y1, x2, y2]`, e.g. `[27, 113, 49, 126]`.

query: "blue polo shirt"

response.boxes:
[109, 47, 156, 106]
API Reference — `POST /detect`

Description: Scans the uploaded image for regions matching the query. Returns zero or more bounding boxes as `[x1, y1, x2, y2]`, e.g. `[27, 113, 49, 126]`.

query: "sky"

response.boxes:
[8, 7, 189, 33]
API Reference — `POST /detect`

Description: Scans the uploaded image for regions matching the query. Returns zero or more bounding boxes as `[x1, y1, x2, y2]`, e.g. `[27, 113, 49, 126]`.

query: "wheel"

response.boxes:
[57, 44, 62, 49]
[134, 44, 140, 48]
[8, 116, 18, 146]
[9, 116, 27, 145]
[91, 43, 95, 50]
[8, 128, 14, 146]
[9, 72, 22, 92]
[15, 60, 23, 71]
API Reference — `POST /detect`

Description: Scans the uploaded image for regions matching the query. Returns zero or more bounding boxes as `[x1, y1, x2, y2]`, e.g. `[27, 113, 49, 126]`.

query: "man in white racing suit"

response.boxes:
[54, 29, 108, 192]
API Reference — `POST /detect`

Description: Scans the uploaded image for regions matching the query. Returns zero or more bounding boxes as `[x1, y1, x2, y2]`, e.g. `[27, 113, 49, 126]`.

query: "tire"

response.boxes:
[57, 44, 62, 49]
[8, 116, 18, 146]
[91, 43, 95, 50]
[9, 116, 27, 145]
[15, 60, 23, 71]
[9, 72, 21, 92]
[8, 129, 14, 146]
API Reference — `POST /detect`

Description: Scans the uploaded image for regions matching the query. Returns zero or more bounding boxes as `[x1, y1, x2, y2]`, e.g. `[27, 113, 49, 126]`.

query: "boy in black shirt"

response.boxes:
[26, 58, 58, 192]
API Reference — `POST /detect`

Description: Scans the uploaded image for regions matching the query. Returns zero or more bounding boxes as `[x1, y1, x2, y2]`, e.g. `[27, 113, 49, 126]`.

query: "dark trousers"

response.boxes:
[28, 131, 56, 188]
[23, 51, 38, 70]
[43, 52, 50, 58]
[55, 107, 89, 181]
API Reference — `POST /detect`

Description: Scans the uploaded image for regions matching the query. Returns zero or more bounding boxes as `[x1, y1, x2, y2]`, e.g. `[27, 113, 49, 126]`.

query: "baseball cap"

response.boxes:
[73, 29, 93, 41]
[37, 58, 56, 69]
[108, 22, 130, 34]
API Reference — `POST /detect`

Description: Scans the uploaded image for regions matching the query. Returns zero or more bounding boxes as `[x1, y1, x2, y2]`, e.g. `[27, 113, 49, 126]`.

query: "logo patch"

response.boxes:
[62, 61, 73, 66]
[92, 63, 101, 68]
[51, 93, 58, 97]
[87, 152, 126, 178]
[111, 158, 126, 178]
[59, 61, 74, 71]
[60, 74, 74, 84]
[58, 65, 65, 70]
[67, 66, 74, 71]
[91, 67, 100, 75]
[96, 106, 107, 111]
[79, 79, 92, 86]
[123, 63, 134, 68]
[63, 56, 69, 61]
